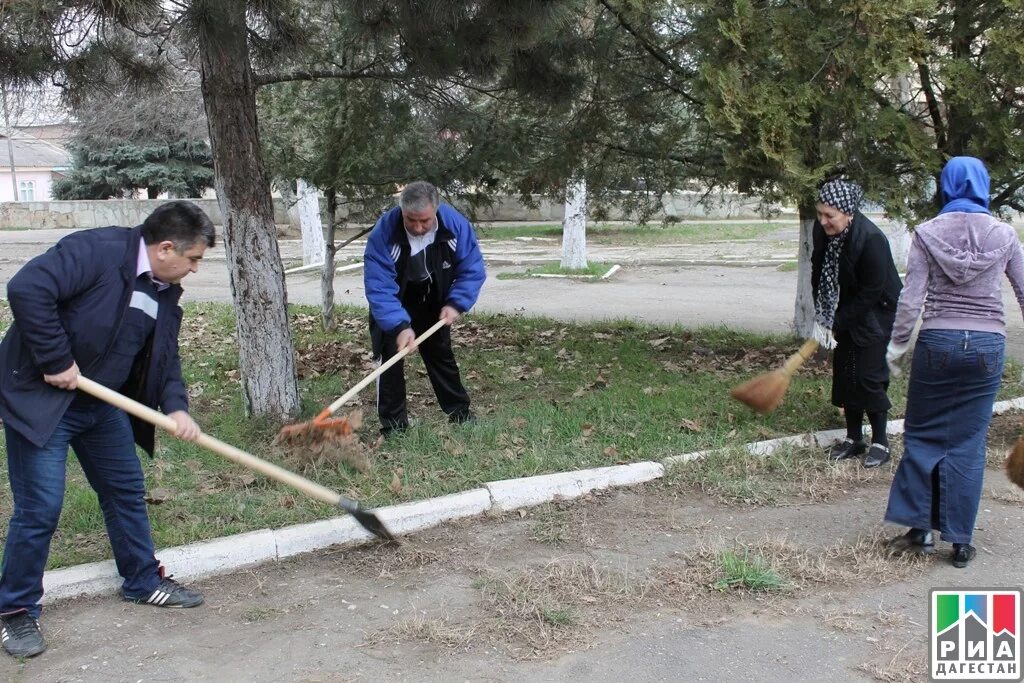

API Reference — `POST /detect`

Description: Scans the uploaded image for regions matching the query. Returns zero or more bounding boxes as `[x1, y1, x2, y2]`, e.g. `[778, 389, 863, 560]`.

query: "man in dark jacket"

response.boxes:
[811, 179, 903, 469]
[0, 201, 213, 658]
[364, 181, 486, 435]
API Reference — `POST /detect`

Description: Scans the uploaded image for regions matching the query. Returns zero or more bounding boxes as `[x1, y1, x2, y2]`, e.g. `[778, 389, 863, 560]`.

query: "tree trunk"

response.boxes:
[886, 219, 911, 271]
[793, 203, 816, 338]
[561, 177, 587, 269]
[296, 179, 325, 266]
[321, 188, 338, 331]
[196, 0, 300, 417]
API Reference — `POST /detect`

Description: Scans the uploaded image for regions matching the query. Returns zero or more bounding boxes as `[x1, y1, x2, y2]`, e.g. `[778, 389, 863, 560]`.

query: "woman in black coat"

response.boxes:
[811, 179, 903, 468]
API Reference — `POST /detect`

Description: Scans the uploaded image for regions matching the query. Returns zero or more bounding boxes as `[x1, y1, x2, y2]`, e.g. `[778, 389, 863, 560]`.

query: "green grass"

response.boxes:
[496, 262, 612, 280]
[475, 221, 788, 245]
[0, 299, 1021, 570]
[713, 550, 788, 592]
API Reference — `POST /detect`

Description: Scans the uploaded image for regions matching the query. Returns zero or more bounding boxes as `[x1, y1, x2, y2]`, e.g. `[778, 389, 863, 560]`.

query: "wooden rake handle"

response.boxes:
[782, 339, 820, 375]
[320, 318, 447, 419]
[76, 376, 352, 509]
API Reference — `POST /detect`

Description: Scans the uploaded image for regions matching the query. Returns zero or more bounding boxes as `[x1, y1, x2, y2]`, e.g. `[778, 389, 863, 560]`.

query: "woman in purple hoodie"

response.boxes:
[884, 156, 1024, 568]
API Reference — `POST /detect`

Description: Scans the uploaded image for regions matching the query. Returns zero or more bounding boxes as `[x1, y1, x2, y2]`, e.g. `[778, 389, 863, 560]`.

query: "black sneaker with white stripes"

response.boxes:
[124, 575, 204, 608]
[1, 611, 46, 658]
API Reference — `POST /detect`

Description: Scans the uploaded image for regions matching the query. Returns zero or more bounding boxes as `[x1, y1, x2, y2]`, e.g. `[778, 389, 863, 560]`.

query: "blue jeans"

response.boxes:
[1, 403, 161, 617]
[885, 330, 1004, 544]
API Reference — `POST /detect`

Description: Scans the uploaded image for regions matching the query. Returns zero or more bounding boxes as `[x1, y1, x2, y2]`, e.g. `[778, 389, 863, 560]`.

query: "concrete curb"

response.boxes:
[39, 398, 1024, 605]
[484, 462, 665, 513]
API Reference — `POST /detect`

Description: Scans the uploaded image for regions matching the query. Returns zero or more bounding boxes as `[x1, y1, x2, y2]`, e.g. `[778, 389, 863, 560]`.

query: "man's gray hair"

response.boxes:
[399, 181, 440, 213]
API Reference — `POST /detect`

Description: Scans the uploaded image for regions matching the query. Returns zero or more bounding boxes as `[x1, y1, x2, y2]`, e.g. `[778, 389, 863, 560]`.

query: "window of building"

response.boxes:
[17, 180, 35, 201]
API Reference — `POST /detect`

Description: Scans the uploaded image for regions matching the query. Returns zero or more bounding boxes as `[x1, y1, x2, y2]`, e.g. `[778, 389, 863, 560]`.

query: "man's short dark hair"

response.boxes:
[141, 201, 216, 250]
[398, 181, 441, 213]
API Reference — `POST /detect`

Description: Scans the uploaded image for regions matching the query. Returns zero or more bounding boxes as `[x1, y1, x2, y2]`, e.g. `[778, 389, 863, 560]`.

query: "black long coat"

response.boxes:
[811, 212, 903, 347]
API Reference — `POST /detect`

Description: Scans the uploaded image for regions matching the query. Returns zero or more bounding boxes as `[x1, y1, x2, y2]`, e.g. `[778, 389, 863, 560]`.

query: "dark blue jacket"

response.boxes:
[0, 226, 189, 454]
[364, 204, 486, 333]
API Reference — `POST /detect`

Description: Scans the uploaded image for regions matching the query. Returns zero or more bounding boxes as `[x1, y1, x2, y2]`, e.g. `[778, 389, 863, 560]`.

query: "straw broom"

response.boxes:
[1007, 437, 1024, 489]
[730, 339, 819, 414]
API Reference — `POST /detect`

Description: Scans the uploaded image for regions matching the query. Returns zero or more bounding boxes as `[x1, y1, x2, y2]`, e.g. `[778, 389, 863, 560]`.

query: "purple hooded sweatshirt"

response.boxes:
[891, 158, 1024, 343]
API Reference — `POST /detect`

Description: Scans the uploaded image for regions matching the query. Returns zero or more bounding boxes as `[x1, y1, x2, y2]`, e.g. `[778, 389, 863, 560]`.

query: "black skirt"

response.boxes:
[831, 331, 892, 412]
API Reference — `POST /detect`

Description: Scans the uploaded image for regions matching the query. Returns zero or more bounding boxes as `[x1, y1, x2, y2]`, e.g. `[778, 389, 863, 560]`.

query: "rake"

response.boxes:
[276, 319, 447, 448]
[75, 376, 395, 542]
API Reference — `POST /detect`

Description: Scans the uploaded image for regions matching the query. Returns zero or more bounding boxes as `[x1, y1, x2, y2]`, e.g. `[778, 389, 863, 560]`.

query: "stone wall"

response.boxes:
[0, 192, 784, 232]
[0, 198, 290, 232]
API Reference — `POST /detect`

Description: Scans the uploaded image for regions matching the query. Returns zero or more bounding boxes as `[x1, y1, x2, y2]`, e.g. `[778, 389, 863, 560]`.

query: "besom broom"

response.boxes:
[730, 339, 819, 414]
[1006, 436, 1024, 490]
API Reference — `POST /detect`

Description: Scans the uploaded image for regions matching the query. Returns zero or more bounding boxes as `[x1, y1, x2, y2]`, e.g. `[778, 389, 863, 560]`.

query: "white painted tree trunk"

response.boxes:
[793, 209, 817, 339]
[561, 177, 588, 269]
[295, 179, 325, 266]
[887, 219, 911, 271]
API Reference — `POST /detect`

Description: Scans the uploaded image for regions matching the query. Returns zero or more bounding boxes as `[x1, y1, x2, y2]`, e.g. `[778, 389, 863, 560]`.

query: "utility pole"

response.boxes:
[1, 84, 18, 201]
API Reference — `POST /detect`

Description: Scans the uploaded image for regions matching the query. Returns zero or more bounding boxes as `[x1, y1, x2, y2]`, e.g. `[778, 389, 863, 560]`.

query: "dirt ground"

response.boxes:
[3, 420, 1023, 682]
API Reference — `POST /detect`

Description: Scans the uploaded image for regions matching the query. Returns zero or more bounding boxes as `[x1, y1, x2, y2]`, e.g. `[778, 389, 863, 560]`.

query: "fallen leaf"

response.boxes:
[603, 445, 619, 458]
[389, 471, 404, 495]
[144, 488, 174, 505]
[581, 423, 595, 438]
[727, 428, 737, 438]
[572, 387, 586, 399]
[679, 419, 703, 433]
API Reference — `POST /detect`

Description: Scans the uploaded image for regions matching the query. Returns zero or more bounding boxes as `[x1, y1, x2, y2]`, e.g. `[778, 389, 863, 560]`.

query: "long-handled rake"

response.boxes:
[276, 319, 447, 448]
[729, 339, 819, 415]
[75, 376, 395, 541]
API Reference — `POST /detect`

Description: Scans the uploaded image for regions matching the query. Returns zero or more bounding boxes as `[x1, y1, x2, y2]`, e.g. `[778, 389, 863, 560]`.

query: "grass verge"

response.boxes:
[475, 221, 788, 245]
[496, 262, 612, 281]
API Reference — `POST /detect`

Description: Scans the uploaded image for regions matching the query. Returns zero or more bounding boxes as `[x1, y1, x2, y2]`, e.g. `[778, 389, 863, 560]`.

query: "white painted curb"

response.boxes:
[485, 462, 664, 512]
[376, 488, 493, 536]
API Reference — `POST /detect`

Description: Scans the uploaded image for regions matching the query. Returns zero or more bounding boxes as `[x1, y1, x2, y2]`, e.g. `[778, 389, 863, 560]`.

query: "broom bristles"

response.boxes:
[729, 368, 792, 415]
[1007, 437, 1024, 490]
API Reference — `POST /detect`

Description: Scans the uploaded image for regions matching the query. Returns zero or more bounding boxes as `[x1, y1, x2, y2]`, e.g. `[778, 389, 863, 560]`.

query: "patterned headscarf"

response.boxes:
[813, 228, 850, 350]
[818, 179, 864, 216]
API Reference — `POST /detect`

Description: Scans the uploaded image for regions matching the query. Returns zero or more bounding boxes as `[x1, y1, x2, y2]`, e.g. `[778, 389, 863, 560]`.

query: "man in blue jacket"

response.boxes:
[0, 201, 213, 658]
[364, 181, 486, 435]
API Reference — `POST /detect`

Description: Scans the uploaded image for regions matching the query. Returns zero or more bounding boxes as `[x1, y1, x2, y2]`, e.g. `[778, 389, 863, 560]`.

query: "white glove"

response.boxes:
[886, 340, 910, 376]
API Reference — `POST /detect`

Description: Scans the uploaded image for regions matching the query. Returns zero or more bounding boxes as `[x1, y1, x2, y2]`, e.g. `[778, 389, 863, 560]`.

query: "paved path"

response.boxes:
[4, 226, 1024, 361]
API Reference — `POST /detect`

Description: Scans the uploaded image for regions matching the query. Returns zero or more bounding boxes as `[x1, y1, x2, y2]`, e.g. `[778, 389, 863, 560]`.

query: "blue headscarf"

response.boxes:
[939, 156, 990, 215]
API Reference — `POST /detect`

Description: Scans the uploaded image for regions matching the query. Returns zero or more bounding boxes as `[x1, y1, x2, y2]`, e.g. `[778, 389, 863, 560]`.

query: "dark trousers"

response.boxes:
[0, 403, 161, 617]
[371, 305, 471, 431]
[885, 330, 1004, 544]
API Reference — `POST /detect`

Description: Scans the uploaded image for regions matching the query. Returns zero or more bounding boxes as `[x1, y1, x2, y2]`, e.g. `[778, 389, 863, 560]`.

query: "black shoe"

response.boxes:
[448, 410, 476, 426]
[952, 544, 976, 568]
[863, 444, 891, 468]
[828, 438, 867, 461]
[1, 611, 46, 658]
[124, 576, 204, 608]
[380, 422, 409, 439]
[887, 528, 935, 555]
